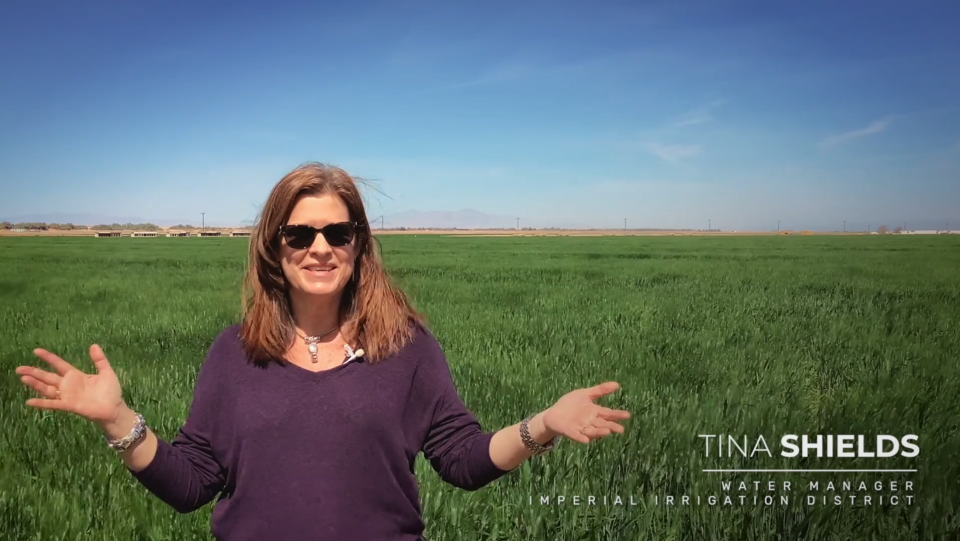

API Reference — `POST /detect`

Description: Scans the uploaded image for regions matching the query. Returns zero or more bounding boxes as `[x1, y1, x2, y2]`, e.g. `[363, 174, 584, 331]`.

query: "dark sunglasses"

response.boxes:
[278, 222, 357, 249]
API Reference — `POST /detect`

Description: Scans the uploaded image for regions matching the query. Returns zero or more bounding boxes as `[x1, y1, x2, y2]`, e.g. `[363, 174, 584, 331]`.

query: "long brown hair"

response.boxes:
[239, 162, 424, 364]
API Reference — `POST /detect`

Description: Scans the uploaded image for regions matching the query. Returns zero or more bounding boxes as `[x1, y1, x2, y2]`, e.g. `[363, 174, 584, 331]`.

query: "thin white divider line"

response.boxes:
[703, 469, 917, 473]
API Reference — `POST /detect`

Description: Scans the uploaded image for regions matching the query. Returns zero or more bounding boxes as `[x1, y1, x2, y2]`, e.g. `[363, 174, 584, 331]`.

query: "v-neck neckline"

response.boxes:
[275, 356, 363, 381]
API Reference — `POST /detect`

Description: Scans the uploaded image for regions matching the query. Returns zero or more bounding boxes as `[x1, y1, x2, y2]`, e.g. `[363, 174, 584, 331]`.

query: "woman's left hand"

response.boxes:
[541, 381, 631, 444]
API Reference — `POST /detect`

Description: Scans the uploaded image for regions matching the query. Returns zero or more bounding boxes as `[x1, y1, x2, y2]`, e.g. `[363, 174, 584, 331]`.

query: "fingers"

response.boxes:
[567, 408, 629, 444]
[578, 424, 615, 441]
[15, 365, 61, 387]
[585, 381, 620, 399]
[590, 418, 626, 434]
[597, 406, 631, 421]
[89, 345, 113, 374]
[19, 374, 59, 399]
[32, 348, 77, 376]
[25, 398, 71, 412]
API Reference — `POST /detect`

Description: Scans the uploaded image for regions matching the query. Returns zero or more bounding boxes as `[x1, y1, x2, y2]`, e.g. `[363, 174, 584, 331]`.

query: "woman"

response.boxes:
[15, 162, 631, 541]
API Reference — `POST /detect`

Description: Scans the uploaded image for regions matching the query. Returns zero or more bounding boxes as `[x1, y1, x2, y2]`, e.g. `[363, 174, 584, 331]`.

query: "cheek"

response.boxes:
[279, 250, 303, 278]
[280, 262, 297, 283]
[335, 249, 356, 278]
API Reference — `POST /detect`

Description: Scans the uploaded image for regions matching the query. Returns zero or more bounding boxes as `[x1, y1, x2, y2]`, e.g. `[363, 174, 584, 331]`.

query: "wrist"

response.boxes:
[98, 404, 137, 440]
[530, 410, 561, 444]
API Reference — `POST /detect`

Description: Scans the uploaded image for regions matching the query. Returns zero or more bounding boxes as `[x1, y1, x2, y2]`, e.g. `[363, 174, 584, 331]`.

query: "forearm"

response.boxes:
[100, 403, 224, 513]
[488, 410, 560, 471]
[98, 404, 158, 472]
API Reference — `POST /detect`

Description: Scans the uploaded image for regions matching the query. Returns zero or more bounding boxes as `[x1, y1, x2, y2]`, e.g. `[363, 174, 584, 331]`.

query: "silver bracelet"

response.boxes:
[520, 416, 558, 455]
[106, 412, 147, 452]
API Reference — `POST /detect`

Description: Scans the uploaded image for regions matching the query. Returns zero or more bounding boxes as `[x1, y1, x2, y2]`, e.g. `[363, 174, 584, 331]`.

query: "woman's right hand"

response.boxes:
[15, 345, 128, 431]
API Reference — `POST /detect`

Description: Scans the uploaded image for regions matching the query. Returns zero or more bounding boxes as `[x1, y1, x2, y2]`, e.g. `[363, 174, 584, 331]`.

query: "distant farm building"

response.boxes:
[131, 231, 157, 237]
[199, 231, 221, 237]
[230, 231, 251, 237]
[166, 231, 190, 237]
[96, 231, 121, 237]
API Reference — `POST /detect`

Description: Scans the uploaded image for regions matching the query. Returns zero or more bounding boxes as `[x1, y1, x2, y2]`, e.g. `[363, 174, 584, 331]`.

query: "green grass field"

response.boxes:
[2, 235, 959, 540]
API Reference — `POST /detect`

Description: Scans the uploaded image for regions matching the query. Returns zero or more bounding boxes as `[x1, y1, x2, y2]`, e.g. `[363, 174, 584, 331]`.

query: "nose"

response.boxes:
[307, 231, 332, 255]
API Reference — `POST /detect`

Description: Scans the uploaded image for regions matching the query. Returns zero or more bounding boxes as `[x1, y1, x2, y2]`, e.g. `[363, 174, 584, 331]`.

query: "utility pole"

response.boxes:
[202, 213, 205, 230]
[777, 220, 780, 233]
[516, 217, 520, 230]
[708, 219, 711, 232]
[624, 218, 627, 230]
[843, 220, 846, 232]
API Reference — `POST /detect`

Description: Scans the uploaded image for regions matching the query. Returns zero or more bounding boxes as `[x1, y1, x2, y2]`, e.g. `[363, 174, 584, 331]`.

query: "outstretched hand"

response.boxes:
[15, 345, 126, 428]
[541, 381, 631, 444]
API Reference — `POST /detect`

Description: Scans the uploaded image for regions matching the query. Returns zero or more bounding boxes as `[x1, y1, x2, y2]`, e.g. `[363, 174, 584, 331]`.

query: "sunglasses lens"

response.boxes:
[322, 223, 355, 247]
[282, 225, 317, 249]
[281, 223, 356, 249]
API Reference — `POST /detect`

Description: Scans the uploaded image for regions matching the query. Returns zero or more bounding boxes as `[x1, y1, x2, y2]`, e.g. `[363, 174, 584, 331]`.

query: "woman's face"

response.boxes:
[278, 193, 358, 302]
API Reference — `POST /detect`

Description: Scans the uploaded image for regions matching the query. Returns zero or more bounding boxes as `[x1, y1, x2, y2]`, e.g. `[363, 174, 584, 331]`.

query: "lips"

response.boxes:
[304, 265, 336, 276]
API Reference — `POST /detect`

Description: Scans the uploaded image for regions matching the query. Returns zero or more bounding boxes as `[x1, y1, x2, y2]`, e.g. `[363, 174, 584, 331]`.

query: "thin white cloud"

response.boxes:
[673, 99, 727, 128]
[647, 143, 702, 163]
[593, 179, 706, 194]
[423, 63, 536, 93]
[820, 119, 890, 147]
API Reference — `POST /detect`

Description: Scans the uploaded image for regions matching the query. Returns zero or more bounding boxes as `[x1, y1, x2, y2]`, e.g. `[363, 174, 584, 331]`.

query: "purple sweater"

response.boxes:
[130, 324, 510, 540]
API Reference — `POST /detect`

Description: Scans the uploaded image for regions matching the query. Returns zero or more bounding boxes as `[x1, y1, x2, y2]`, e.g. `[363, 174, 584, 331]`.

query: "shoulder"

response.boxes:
[212, 323, 244, 353]
[213, 323, 244, 348]
[199, 324, 245, 372]
[404, 321, 444, 358]
[401, 322, 455, 380]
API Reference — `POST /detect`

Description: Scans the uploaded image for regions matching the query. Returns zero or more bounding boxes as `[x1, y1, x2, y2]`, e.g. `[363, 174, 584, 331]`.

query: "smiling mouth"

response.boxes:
[304, 265, 336, 274]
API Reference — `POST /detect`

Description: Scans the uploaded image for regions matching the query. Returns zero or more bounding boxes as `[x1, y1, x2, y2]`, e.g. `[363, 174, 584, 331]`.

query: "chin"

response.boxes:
[299, 283, 342, 296]
[285, 268, 351, 299]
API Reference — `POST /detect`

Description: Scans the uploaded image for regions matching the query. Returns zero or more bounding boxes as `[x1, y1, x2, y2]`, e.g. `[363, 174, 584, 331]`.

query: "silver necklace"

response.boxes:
[296, 324, 339, 363]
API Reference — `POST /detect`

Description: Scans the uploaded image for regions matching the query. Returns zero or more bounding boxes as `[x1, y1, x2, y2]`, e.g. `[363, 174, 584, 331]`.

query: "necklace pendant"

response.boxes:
[307, 342, 318, 363]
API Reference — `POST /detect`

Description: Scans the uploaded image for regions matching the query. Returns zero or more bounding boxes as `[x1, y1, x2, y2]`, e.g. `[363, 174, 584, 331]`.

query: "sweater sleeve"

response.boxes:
[128, 327, 232, 513]
[414, 328, 510, 491]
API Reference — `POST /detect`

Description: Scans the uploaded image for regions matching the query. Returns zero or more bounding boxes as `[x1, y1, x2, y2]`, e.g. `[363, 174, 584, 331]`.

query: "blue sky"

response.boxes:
[1, 0, 958, 231]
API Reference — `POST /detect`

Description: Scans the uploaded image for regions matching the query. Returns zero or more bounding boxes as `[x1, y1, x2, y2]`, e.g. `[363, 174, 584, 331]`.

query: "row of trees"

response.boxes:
[2, 222, 83, 230]
[1, 222, 161, 231]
